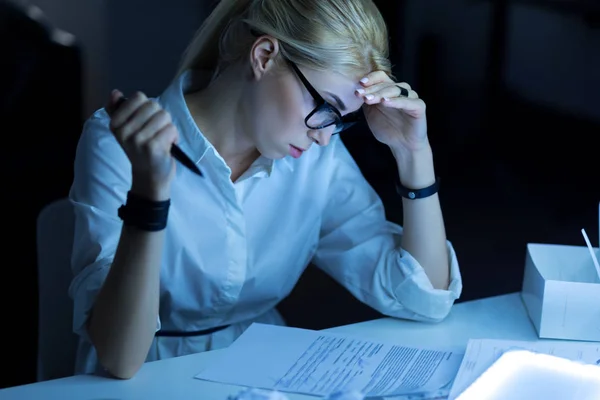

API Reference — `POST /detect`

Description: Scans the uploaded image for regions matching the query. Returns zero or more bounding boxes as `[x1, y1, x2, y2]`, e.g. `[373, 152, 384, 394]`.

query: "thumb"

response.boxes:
[105, 89, 125, 116]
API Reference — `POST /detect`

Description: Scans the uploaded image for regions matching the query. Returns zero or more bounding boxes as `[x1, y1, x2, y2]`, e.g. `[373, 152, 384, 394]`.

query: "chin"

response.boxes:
[261, 152, 287, 161]
[256, 145, 288, 160]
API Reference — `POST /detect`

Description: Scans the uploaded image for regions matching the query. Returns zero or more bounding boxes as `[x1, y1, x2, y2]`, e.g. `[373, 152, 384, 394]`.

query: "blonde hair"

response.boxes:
[176, 0, 391, 79]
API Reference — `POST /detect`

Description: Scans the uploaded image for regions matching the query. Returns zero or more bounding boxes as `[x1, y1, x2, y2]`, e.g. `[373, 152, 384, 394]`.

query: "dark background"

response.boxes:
[1, 0, 598, 389]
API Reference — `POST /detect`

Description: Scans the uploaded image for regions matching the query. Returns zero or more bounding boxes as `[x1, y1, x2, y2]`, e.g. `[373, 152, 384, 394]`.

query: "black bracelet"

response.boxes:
[396, 177, 440, 200]
[118, 191, 170, 231]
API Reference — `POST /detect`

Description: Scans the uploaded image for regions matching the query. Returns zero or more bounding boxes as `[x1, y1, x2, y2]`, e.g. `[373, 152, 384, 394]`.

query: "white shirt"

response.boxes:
[68, 70, 463, 375]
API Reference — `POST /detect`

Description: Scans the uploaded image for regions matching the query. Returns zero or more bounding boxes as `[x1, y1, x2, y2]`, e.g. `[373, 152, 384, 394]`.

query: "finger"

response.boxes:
[116, 100, 161, 142]
[358, 84, 415, 103]
[131, 109, 172, 148]
[381, 97, 426, 115]
[385, 83, 419, 100]
[362, 87, 411, 105]
[396, 82, 412, 92]
[355, 82, 389, 96]
[395, 85, 419, 99]
[113, 95, 128, 110]
[359, 70, 393, 87]
[146, 123, 179, 157]
[109, 91, 149, 131]
[105, 89, 124, 116]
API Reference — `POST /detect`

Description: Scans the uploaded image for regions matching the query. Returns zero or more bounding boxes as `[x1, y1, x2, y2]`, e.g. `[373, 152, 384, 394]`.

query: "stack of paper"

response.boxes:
[448, 338, 600, 399]
[195, 323, 464, 399]
[455, 349, 600, 399]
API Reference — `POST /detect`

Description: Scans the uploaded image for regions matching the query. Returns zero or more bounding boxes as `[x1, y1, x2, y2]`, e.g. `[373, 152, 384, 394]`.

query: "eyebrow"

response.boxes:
[325, 91, 347, 112]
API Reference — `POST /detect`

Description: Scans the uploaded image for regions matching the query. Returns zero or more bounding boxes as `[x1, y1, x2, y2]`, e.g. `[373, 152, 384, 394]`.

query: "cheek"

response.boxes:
[258, 78, 307, 137]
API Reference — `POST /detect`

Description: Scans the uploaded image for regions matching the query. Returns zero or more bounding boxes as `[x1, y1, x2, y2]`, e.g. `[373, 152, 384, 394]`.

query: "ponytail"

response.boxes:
[176, 0, 252, 76]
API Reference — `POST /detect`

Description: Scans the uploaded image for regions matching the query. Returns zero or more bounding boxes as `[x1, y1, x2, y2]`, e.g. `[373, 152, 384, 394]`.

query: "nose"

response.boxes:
[308, 127, 334, 147]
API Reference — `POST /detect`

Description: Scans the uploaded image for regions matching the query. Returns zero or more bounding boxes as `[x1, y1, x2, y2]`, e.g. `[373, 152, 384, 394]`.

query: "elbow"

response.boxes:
[101, 359, 142, 380]
[397, 297, 455, 323]
[89, 326, 144, 380]
[387, 303, 453, 324]
[409, 311, 450, 324]
[95, 343, 145, 379]
[422, 299, 455, 323]
[95, 343, 144, 379]
[425, 313, 449, 324]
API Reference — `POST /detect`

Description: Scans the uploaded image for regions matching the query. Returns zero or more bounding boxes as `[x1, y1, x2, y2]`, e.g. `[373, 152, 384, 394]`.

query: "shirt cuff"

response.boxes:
[394, 240, 463, 321]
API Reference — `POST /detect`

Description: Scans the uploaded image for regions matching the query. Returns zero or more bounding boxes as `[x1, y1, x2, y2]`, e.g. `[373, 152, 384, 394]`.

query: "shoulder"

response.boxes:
[77, 107, 116, 153]
[72, 107, 131, 202]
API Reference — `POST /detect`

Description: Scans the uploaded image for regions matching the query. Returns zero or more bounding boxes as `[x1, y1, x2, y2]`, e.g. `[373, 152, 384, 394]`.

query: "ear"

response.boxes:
[249, 35, 280, 80]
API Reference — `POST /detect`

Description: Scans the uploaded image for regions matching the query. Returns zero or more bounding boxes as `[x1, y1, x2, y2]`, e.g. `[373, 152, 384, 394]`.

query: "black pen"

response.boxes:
[113, 96, 203, 177]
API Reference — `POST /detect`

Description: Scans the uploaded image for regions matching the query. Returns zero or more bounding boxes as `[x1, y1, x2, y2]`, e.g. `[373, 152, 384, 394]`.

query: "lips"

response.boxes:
[289, 144, 305, 159]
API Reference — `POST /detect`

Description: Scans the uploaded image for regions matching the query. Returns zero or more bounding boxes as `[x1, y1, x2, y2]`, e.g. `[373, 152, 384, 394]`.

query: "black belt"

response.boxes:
[155, 324, 231, 337]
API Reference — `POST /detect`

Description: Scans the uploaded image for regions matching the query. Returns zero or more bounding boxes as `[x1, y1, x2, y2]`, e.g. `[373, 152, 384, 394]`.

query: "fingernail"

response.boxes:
[360, 77, 369, 83]
[355, 88, 365, 94]
[383, 97, 390, 102]
[365, 94, 374, 100]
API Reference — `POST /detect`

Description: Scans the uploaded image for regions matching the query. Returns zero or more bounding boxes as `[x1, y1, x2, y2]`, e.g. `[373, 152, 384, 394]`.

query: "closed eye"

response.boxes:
[325, 91, 347, 112]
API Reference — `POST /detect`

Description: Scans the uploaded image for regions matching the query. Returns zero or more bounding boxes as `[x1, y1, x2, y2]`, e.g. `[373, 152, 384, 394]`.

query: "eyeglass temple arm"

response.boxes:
[286, 59, 325, 104]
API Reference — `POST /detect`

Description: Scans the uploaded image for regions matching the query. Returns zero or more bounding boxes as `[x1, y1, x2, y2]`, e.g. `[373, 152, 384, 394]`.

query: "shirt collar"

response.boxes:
[157, 70, 294, 175]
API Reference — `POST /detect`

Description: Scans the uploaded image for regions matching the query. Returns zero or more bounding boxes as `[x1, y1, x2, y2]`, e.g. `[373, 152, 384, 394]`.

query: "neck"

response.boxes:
[185, 66, 260, 172]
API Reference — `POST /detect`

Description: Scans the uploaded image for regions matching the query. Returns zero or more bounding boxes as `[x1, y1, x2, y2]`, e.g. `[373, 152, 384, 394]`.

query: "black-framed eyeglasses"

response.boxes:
[285, 59, 363, 135]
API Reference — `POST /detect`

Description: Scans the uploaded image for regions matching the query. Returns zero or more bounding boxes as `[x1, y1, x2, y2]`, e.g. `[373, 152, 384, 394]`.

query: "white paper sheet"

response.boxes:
[448, 338, 600, 399]
[195, 323, 464, 398]
[455, 350, 600, 400]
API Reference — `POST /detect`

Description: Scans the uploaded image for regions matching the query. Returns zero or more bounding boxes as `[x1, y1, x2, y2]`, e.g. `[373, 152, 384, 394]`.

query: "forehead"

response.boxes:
[300, 67, 365, 113]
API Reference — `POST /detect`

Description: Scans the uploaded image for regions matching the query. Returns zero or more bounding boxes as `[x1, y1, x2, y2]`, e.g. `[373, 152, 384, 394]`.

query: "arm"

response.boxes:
[71, 118, 166, 379]
[391, 144, 449, 290]
[88, 222, 164, 379]
[312, 137, 461, 322]
[71, 91, 177, 379]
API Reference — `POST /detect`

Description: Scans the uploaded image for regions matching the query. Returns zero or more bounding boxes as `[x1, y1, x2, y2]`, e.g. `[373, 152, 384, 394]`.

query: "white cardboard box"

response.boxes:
[521, 203, 600, 342]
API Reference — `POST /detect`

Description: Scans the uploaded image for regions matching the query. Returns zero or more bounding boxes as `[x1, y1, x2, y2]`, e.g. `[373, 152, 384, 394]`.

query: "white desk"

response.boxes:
[0, 292, 537, 400]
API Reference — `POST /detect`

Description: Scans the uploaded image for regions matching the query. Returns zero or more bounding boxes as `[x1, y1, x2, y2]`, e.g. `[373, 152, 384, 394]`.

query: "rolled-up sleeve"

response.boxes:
[312, 136, 462, 322]
[68, 109, 161, 341]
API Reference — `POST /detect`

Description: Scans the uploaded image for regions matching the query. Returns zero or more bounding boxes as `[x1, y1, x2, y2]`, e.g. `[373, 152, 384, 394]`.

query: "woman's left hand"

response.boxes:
[356, 71, 428, 152]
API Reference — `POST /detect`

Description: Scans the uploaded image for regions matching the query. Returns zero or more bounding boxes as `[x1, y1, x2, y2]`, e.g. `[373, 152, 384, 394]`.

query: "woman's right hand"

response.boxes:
[105, 90, 178, 201]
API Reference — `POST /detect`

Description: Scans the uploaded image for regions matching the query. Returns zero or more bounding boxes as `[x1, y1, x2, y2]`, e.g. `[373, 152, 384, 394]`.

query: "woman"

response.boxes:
[69, 0, 462, 379]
